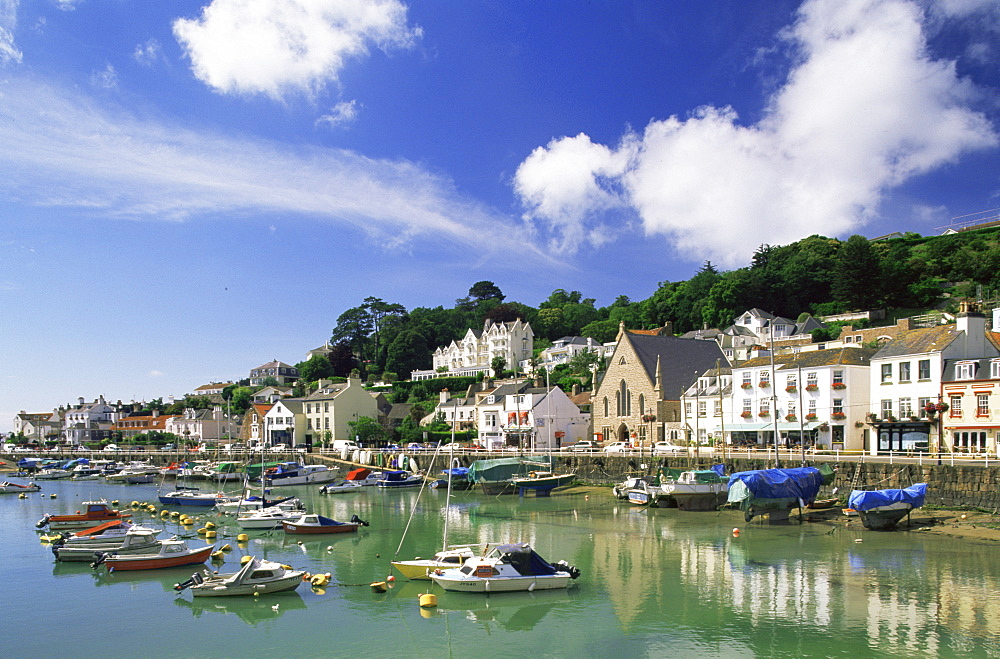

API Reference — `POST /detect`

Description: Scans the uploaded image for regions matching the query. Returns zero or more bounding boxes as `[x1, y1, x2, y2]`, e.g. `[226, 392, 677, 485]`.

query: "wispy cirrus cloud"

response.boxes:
[173, 0, 421, 100]
[0, 77, 544, 261]
[514, 0, 998, 266]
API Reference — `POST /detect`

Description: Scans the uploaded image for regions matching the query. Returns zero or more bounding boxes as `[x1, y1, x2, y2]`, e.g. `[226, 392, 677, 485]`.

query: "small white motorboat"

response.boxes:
[236, 506, 304, 530]
[391, 546, 480, 580]
[53, 527, 163, 562]
[0, 480, 40, 493]
[35, 468, 73, 480]
[429, 543, 580, 593]
[174, 556, 305, 597]
[318, 480, 363, 494]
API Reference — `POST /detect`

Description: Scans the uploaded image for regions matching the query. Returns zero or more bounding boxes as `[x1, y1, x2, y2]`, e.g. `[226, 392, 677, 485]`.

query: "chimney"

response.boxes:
[956, 302, 988, 358]
[440, 388, 450, 404]
[897, 317, 912, 331]
[662, 321, 674, 336]
[572, 384, 580, 396]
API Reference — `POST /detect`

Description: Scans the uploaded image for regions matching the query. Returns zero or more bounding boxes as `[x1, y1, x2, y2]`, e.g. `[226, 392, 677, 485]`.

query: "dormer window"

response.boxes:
[991, 360, 1000, 379]
[956, 362, 976, 380]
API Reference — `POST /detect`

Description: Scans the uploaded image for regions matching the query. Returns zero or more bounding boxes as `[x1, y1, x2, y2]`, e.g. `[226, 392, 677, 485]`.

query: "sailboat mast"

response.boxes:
[443, 398, 457, 552]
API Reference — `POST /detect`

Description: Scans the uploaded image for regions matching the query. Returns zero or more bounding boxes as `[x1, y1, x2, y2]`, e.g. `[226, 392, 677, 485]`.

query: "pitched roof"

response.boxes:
[736, 347, 877, 369]
[871, 325, 958, 359]
[625, 334, 728, 400]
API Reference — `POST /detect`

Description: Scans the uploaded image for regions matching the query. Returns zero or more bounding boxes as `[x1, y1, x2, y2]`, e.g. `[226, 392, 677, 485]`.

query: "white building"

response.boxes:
[474, 381, 588, 450]
[727, 347, 876, 451]
[868, 305, 997, 453]
[62, 396, 119, 446]
[412, 318, 533, 380]
[520, 336, 603, 373]
[263, 399, 304, 446]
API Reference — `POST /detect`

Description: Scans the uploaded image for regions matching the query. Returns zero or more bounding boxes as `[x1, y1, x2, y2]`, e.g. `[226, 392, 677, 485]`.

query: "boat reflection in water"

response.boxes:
[174, 590, 307, 625]
[393, 581, 579, 630]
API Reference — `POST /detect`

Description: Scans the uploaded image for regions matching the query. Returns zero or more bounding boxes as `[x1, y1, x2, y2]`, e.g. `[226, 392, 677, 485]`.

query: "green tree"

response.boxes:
[832, 235, 882, 310]
[468, 280, 505, 302]
[348, 416, 385, 446]
[491, 355, 507, 375]
[297, 354, 335, 382]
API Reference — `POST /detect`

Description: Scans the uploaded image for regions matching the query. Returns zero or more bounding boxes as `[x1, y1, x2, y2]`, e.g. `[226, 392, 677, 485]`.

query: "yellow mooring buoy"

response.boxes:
[419, 593, 438, 608]
[370, 581, 387, 593]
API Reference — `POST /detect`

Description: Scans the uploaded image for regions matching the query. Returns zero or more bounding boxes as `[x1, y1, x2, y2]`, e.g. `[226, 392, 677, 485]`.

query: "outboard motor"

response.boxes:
[36, 514, 52, 529]
[555, 560, 581, 579]
[90, 552, 109, 570]
[174, 571, 205, 592]
[350, 514, 370, 527]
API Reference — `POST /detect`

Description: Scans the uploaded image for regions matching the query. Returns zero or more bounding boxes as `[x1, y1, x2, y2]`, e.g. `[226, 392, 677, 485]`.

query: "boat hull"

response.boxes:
[191, 574, 304, 597]
[430, 573, 572, 592]
[0, 481, 40, 493]
[858, 505, 912, 530]
[281, 521, 359, 534]
[103, 544, 214, 571]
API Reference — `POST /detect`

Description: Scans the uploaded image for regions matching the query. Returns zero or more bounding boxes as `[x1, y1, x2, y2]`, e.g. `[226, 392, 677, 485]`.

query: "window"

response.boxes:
[759, 370, 770, 386]
[881, 400, 893, 417]
[324, 402, 329, 412]
[742, 372, 752, 387]
[603, 397, 608, 417]
[881, 364, 892, 383]
[787, 401, 797, 416]
[977, 394, 989, 416]
[713, 400, 721, 417]
[956, 362, 976, 380]
[832, 370, 844, 385]
[950, 395, 962, 416]
[832, 398, 844, 415]
[806, 372, 818, 387]
[698, 400, 707, 417]
[898, 362, 911, 382]
[742, 399, 752, 414]
[992, 360, 1000, 379]
[786, 374, 797, 388]
[306, 404, 312, 413]
[918, 359, 931, 380]
[758, 400, 770, 415]
[324, 418, 329, 430]
[898, 398, 912, 418]
[918, 397, 931, 418]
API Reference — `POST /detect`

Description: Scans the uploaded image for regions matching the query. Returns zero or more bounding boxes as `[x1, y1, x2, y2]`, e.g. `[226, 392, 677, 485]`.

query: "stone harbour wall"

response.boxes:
[551, 455, 1000, 511]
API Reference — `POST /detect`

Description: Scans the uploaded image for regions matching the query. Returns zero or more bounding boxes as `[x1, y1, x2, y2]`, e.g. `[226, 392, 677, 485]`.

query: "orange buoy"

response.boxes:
[732, 528, 740, 537]
[387, 575, 395, 582]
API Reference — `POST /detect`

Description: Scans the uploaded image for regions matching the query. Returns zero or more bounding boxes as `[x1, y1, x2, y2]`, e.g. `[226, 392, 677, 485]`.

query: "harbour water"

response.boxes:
[3, 478, 999, 657]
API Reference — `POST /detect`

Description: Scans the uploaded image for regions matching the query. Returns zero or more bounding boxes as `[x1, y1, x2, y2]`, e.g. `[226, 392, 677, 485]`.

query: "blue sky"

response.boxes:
[1, 0, 998, 432]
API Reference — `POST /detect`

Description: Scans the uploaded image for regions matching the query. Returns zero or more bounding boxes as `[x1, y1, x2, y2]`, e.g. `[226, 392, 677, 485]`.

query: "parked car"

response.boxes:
[268, 443, 289, 453]
[603, 442, 630, 454]
[653, 441, 685, 455]
[562, 440, 599, 452]
[103, 444, 121, 452]
[162, 443, 175, 451]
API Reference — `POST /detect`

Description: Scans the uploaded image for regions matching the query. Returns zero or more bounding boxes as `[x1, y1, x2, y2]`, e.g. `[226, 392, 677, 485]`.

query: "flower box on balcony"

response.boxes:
[785, 386, 797, 393]
[741, 383, 753, 389]
[758, 411, 770, 417]
[831, 382, 846, 390]
[740, 412, 752, 419]
[805, 384, 819, 391]
[831, 412, 846, 420]
[758, 381, 771, 388]
[785, 415, 796, 421]
[805, 414, 817, 420]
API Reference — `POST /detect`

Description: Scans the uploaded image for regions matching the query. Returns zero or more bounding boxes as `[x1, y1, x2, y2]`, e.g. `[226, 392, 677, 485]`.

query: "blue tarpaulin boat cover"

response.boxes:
[848, 483, 927, 512]
[727, 467, 824, 501]
[710, 463, 726, 478]
[441, 467, 469, 477]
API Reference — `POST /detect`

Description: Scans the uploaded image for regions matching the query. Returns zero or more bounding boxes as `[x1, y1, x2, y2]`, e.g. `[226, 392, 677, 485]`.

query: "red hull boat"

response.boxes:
[281, 513, 367, 535]
[94, 540, 214, 571]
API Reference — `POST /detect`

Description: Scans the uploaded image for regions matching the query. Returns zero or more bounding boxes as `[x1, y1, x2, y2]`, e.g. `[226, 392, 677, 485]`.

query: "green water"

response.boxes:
[4, 479, 999, 657]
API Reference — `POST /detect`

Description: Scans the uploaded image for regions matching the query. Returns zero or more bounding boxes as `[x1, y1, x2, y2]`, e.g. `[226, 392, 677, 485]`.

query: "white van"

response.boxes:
[332, 440, 361, 452]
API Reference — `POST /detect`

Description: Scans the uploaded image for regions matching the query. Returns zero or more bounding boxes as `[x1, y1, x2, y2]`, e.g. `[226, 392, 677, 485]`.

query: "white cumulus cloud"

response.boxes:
[514, 0, 998, 267]
[173, 0, 421, 99]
